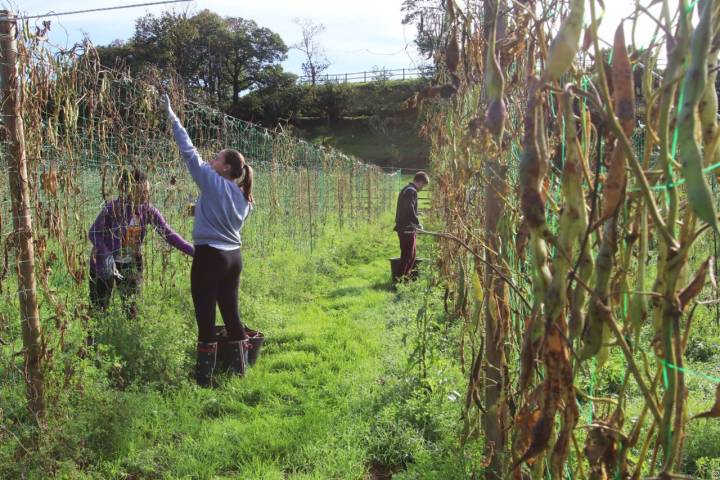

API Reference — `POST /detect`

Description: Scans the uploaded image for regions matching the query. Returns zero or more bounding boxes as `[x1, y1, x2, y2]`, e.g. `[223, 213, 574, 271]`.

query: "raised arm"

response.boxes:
[162, 94, 217, 192]
[147, 205, 194, 257]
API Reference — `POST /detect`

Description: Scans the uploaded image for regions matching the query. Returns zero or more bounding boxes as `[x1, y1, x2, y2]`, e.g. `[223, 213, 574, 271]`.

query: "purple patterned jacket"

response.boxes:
[89, 199, 193, 275]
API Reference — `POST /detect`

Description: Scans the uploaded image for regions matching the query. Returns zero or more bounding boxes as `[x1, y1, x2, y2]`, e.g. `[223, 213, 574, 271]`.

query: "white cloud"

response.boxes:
[13, 0, 683, 76]
[11, 0, 422, 75]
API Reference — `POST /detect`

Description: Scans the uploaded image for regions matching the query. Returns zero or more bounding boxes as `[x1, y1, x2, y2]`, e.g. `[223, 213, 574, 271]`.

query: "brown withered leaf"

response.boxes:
[513, 410, 554, 469]
[513, 385, 544, 459]
[582, 17, 602, 52]
[446, 29, 460, 74]
[679, 257, 711, 309]
[692, 384, 720, 420]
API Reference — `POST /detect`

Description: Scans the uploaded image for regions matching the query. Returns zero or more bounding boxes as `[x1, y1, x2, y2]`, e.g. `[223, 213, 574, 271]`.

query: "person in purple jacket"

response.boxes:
[88, 168, 194, 319]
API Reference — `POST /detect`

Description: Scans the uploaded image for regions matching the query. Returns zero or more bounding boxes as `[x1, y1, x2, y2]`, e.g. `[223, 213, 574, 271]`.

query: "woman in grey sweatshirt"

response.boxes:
[163, 95, 253, 387]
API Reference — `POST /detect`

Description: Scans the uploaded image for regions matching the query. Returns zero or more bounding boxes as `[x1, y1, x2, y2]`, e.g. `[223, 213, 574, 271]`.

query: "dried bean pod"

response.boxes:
[484, 1, 506, 138]
[679, 0, 720, 232]
[546, 90, 586, 325]
[543, 90, 585, 472]
[520, 79, 552, 296]
[569, 240, 593, 339]
[699, 49, 719, 156]
[542, 0, 584, 83]
[580, 216, 618, 362]
[600, 24, 635, 222]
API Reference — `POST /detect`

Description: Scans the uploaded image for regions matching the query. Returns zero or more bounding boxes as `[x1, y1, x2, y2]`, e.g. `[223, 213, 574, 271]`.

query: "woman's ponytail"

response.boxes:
[222, 148, 253, 203]
[240, 164, 254, 203]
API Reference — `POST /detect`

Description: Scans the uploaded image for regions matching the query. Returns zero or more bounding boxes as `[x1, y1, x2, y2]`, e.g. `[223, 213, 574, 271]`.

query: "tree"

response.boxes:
[131, 11, 200, 81]
[401, 0, 448, 59]
[189, 10, 230, 103]
[96, 39, 137, 70]
[224, 17, 287, 105]
[292, 18, 330, 84]
[315, 82, 350, 122]
[96, 10, 288, 109]
[233, 71, 305, 124]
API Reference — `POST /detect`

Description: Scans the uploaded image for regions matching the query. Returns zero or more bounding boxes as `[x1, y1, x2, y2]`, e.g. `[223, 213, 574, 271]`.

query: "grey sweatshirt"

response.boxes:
[168, 108, 251, 249]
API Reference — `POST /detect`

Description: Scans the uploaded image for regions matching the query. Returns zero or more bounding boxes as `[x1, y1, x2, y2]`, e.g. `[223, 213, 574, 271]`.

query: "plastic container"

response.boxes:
[214, 325, 264, 370]
[389, 257, 424, 283]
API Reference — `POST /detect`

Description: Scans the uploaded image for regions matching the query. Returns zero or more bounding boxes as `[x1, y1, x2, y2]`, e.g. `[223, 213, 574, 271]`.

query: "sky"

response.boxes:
[9, 0, 426, 77]
[6, 1, 681, 77]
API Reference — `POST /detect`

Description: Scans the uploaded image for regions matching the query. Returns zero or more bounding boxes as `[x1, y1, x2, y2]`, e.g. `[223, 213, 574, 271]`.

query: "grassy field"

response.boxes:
[4, 209, 720, 478]
[294, 118, 428, 169]
[1, 216, 479, 479]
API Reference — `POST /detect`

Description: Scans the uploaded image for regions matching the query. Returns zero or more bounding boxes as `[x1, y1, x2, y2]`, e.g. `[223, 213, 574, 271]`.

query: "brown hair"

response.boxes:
[118, 167, 147, 194]
[240, 164, 254, 203]
[413, 171, 430, 185]
[221, 149, 254, 203]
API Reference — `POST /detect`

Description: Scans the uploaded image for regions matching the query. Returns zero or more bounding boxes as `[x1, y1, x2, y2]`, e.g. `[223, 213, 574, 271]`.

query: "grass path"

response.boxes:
[5, 221, 472, 479]
[92, 225, 403, 479]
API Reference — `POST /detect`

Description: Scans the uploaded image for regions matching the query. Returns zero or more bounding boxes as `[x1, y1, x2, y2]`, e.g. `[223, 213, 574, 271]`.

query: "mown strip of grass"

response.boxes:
[3, 218, 479, 479]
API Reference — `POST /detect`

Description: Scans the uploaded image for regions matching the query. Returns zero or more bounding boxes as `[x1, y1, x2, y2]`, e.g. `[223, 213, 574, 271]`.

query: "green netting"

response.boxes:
[0, 37, 401, 343]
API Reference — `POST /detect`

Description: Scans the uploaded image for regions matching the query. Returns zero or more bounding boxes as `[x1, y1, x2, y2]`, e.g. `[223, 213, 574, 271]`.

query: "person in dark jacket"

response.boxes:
[394, 171, 429, 279]
[88, 168, 194, 319]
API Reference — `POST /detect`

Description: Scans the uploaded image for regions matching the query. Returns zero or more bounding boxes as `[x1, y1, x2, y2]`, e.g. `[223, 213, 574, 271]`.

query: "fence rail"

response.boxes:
[298, 66, 435, 85]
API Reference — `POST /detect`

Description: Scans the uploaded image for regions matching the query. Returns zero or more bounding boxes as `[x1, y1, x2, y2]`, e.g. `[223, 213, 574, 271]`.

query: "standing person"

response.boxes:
[394, 171, 429, 280]
[162, 94, 254, 387]
[88, 168, 194, 319]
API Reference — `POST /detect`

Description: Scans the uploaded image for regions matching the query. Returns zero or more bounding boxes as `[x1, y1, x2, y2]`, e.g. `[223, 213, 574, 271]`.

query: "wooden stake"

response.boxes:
[0, 11, 45, 419]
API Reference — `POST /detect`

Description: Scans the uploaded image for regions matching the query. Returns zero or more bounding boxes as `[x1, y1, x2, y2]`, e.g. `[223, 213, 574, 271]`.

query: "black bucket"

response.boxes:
[214, 325, 264, 370]
[214, 326, 244, 371]
[390, 257, 424, 283]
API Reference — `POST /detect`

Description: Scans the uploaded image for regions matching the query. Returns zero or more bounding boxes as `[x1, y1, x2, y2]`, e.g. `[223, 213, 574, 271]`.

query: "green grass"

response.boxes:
[296, 119, 428, 169]
[1, 217, 477, 479]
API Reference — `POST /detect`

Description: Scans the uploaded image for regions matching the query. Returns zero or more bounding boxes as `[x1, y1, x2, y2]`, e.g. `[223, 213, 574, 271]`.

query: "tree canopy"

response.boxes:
[401, 0, 447, 60]
[97, 10, 289, 109]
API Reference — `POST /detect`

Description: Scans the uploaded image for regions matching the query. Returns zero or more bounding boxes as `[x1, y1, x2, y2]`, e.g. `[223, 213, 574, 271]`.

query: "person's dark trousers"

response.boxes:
[397, 231, 417, 278]
[191, 245, 247, 383]
[89, 260, 143, 317]
[191, 245, 247, 344]
[89, 273, 113, 312]
[88, 272, 112, 347]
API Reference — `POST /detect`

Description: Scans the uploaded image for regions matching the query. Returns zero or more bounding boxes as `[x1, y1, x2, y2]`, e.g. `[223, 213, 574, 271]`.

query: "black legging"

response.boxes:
[191, 245, 246, 343]
[89, 258, 143, 318]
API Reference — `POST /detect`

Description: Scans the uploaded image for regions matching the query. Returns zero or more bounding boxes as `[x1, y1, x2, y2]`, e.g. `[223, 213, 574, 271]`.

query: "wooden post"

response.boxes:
[0, 11, 44, 418]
